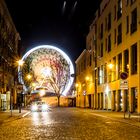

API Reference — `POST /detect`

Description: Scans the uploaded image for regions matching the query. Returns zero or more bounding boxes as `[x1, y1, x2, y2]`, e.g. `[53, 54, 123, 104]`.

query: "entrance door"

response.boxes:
[101, 93, 103, 109]
[124, 90, 129, 112]
[118, 90, 122, 111]
[98, 93, 100, 109]
[131, 87, 137, 112]
[88, 95, 91, 108]
[113, 91, 116, 111]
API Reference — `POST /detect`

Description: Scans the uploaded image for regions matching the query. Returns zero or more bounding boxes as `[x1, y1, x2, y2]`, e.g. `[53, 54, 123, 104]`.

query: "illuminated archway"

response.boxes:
[20, 45, 74, 96]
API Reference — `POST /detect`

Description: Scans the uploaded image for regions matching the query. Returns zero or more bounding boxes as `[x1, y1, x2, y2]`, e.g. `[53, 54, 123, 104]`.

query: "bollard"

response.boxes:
[124, 112, 126, 119]
[128, 111, 130, 119]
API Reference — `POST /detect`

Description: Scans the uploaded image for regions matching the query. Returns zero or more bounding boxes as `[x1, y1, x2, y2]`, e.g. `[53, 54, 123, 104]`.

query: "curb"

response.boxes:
[1, 111, 31, 124]
[91, 112, 140, 128]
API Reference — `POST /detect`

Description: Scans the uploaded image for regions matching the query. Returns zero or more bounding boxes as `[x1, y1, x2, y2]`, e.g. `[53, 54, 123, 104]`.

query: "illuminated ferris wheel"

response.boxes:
[19, 45, 74, 96]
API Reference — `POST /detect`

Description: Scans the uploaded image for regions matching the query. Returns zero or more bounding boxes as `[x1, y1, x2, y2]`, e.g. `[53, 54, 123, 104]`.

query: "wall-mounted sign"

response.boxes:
[120, 80, 128, 89]
[120, 72, 128, 80]
[17, 84, 23, 93]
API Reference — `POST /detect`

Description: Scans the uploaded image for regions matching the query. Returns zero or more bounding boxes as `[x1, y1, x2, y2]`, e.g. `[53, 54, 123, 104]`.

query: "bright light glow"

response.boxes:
[40, 89, 46, 97]
[31, 105, 38, 111]
[105, 85, 109, 94]
[27, 74, 32, 80]
[75, 83, 79, 87]
[108, 63, 114, 69]
[85, 76, 90, 81]
[41, 67, 51, 77]
[42, 104, 49, 111]
[20, 45, 74, 96]
[32, 83, 36, 87]
[17, 60, 24, 66]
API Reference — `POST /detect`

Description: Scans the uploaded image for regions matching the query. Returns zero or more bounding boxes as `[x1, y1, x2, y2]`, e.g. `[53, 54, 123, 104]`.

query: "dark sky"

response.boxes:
[5, 0, 101, 62]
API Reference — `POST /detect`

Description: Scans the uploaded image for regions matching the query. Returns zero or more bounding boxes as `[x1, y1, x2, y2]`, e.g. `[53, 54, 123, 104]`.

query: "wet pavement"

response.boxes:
[0, 107, 140, 140]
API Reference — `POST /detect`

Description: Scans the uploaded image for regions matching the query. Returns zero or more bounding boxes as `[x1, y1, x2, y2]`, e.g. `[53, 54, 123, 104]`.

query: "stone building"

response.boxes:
[0, 0, 21, 110]
[76, 0, 140, 113]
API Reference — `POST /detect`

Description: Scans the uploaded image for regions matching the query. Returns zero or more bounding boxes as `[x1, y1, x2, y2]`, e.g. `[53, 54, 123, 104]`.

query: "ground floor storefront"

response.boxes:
[76, 86, 139, 113]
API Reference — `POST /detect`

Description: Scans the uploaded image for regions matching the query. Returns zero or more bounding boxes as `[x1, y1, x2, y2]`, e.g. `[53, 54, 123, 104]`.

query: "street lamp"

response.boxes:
[26, 74, 32, 80]
[17, 59, 24, 113]
[107, 63, 114, 82]
[108, 63, 114, 69]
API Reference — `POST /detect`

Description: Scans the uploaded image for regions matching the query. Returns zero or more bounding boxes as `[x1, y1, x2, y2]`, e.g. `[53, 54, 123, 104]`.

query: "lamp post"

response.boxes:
[17, 60, 24, 113]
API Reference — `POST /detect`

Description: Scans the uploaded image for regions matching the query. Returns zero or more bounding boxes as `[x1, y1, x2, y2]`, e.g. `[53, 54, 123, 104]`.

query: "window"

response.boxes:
[104, 63, 107, 83]
[114, 29, 116, 44]
[126, 0, 129, 6]
[131, 8, 137, 34]
[112, 57, 116, 81]
[101, 43, 103, 57]
[0, 56, 2, 66]
[108, 34, 111, 52]
[89, 54, 92, 66]
[98, 66, 104, 84]
[95, 24, 97, 34]
[84, 58, 86, 70]
[117, 0, 122, 20]
[114, 5, 116, 20]
[100, 65, 104, 84]
[100, 23, 103, 39]
[124, 49, 129, 73]
[108, 13, 111, 31]
[105, 18, 107, 31]
[98, 67, 100, 85]
[117, 23, 122, 45]
[105, 38, 107, 51]
[130, 0, 136, 5]
[126, 16, 129, 34]
[131, 43, 137, 74]
[118, 53, 122, 79]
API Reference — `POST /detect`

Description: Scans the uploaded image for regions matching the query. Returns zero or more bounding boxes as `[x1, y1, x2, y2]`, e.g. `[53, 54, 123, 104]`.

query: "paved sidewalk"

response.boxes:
[0, 109, 30, 125]
[87, 109, 140, 127]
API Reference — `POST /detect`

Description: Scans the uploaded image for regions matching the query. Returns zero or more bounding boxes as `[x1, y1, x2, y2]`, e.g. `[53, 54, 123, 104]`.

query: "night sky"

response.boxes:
[5, 0, 101, 62]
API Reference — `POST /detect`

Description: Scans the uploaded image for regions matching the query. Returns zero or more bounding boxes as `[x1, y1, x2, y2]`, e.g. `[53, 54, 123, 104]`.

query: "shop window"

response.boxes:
[118, 90, 123, 111]
[131, 87, 137, 112]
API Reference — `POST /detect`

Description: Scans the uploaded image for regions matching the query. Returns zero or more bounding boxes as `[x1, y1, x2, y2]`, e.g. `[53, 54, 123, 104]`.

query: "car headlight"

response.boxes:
[42, 104, 48, 111]
[31, 105, 38, 111]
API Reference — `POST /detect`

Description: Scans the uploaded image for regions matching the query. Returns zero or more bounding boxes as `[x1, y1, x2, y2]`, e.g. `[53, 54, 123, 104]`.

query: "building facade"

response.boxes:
[0, 0, 21, 110]
[75, 49, 94, 108]
[76, 0, 140, 113]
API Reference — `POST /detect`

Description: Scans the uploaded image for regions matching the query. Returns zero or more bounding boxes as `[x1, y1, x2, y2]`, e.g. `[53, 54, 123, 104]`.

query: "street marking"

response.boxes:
[22, 111, 31, 118]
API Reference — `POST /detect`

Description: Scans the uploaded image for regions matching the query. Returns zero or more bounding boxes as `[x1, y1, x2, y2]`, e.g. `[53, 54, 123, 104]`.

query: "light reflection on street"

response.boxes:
[32, 111, 53, 125]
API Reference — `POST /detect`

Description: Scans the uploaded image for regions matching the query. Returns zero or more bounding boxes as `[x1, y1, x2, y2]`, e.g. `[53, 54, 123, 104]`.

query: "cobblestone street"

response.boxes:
[0, 108, 140, 140]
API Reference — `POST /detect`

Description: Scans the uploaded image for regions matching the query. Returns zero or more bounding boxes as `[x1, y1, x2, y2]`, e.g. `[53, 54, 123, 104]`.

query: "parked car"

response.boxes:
[31, 101, 51, 112]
